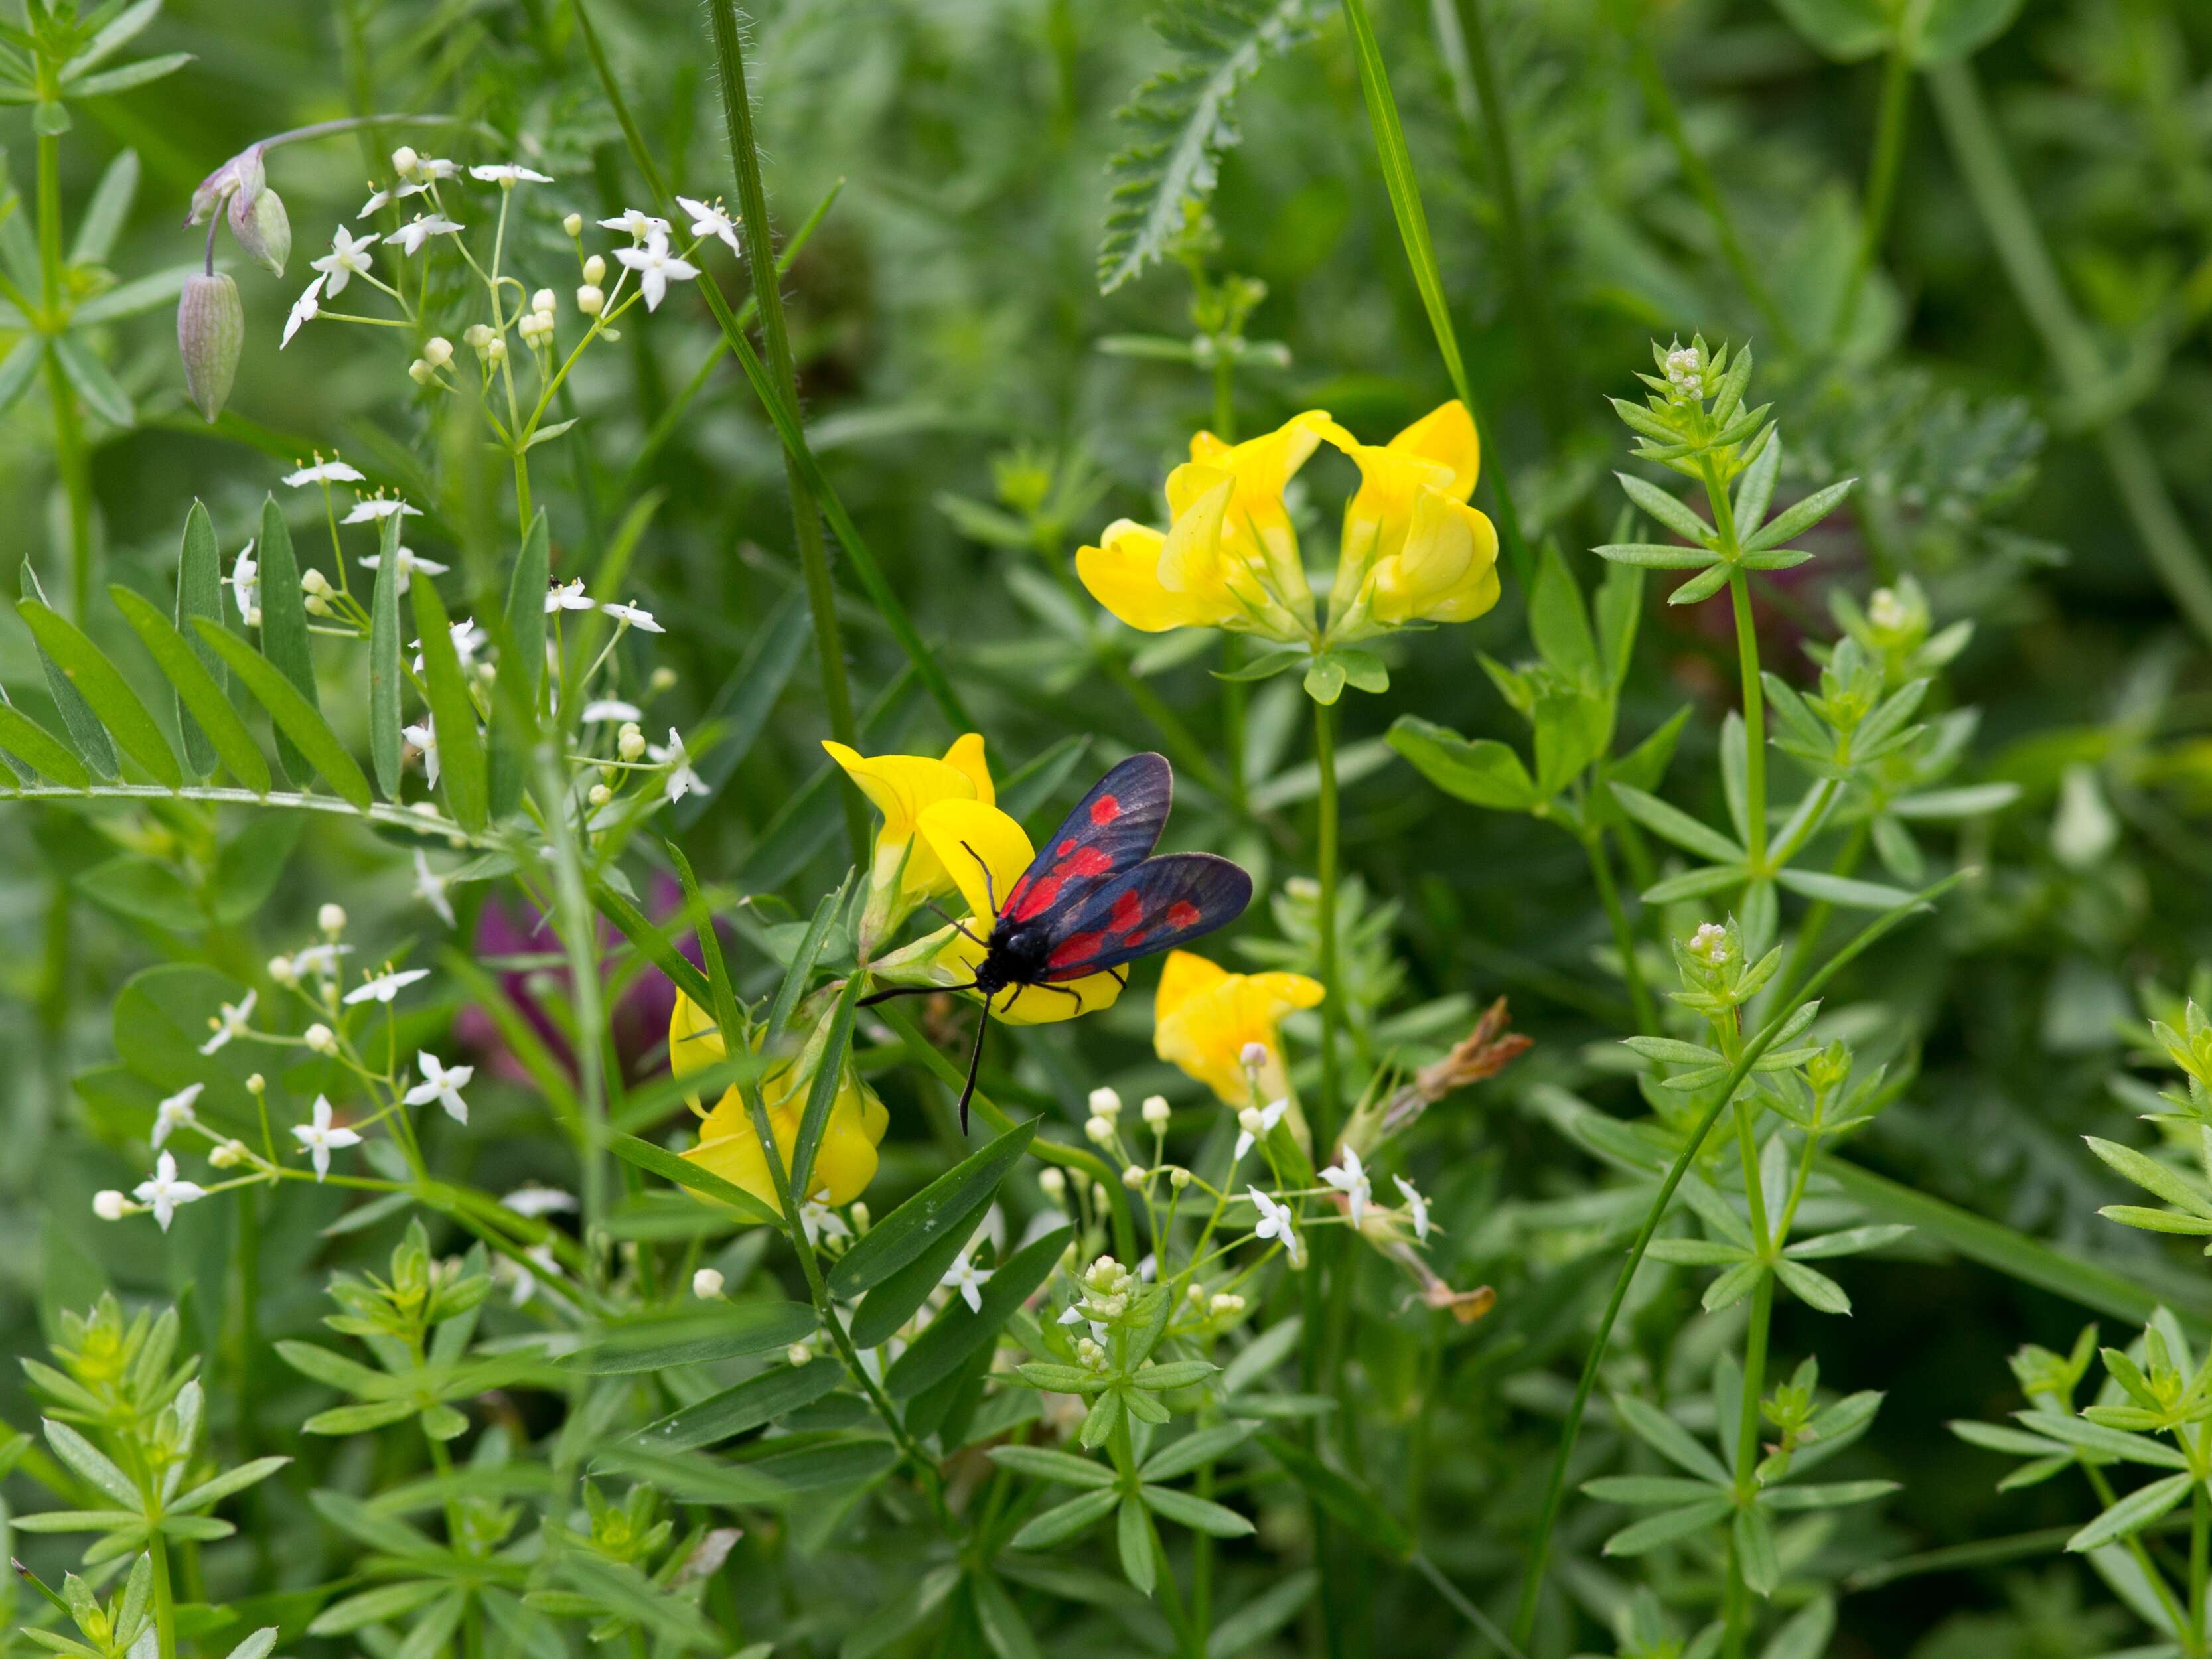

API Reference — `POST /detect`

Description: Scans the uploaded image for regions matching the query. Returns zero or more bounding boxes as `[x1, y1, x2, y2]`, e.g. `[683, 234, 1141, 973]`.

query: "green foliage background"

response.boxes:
[3, 0, 2212, 1654]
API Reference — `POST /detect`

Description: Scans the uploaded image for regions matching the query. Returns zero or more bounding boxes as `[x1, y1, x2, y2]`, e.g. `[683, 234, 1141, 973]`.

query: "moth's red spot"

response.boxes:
[1011, 875, 1062, 920]
[1056, 838, 1076, 857]
[1090, 794, 1121, 826]
[1108, 889, 1145, 935]
[1059, 846, 1112, 879]
[1049, 931, 1103, 970]
[1165, 901, 1201, 930]
[1123, 930, 1147, 949]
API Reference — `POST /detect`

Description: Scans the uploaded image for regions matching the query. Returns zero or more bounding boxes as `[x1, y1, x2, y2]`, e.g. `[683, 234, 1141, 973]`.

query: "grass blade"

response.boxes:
[785, 971, 864, 1215]
[110, 586, 269, 793]
[828, 1118, 1037, 1303]
[16, 599, 181, 787]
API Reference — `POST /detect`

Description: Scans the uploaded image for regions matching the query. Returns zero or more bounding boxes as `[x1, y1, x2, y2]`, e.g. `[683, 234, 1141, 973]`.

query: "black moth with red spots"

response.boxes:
[861, 751, 1252, 1129]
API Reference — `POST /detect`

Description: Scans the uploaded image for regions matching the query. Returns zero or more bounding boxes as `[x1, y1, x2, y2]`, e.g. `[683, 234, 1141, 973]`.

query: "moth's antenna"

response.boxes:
[921, 900, 986, 947]
[961, 840, 999, 916]
[956, 1010, 990, 1133]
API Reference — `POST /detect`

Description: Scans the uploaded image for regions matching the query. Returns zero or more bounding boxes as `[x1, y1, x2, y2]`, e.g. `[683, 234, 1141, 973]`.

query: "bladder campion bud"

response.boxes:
[228, 184, 291, 275]
[177, 272, 244, 423]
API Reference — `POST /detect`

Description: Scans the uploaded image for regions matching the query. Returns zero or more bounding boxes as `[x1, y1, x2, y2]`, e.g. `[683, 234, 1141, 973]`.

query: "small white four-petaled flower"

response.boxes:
[310, 226, 380, 296]
[227, 545, 260, 624]
[676, 195, 742, 254]
[344, 966, 431, 1006]
[1393, 1175, 1430, 1243]
[601, 600, 663, 632]
[410, 617, 484, 672]
[1233, 1096, 1287, 1162]
[413, 849, 455, 928]
[152, 1083, 203, 1149]
[343, 497, 423, 525]
[1319, 1145, 1372, 1228]
[648, 729, 706, 803]
[133, 1153, 206, 1231]
[359, 545, 447, 595]
[402, 716, 440, 786]
[599, 208, 670, 242]
[1246, 1187, 1301, 1264]
[614, 232, 699, 312]
[941, 1253, 992, 1314]
[282, 458, 365, 488]
[800, 1200, 851, 1246]
[282, 275, 325, 347]
[545, 579, 595, 613]
[469, 163, 553, 186]
[393, 213, 463, 256]
[583, 699, 641, 723]
[404, 1050, 474, 1124]
[200, 988, 257, 1054]
[291, 1095, 362, 1181]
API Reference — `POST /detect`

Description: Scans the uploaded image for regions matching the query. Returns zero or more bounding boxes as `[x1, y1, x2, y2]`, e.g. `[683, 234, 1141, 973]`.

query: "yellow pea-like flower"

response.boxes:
[1152, 948, 1323, 1108]
[1318, 401, 1498, 636]
[824, 733, 994, 949]
[672, 992, 889, 1214]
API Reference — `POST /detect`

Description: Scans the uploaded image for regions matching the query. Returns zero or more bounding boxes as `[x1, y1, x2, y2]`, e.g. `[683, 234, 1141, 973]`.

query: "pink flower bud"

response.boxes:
[177, 272, 243, 423]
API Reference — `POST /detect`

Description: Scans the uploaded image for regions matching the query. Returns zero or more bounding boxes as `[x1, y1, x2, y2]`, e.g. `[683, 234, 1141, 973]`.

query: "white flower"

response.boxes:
[404, 1050, 474, 1124]
[1232, 1097, 1287, 1162]
[1689, 922, 1730, 966]
[283, 458, 365, 488]
[281, 275, 325, 347]
[544, 578, 595, 613]
[309, 226, 380, 296]
[411, 157, 460, 182]
[470, 163, 553, 186]
[226, 545, 259, 624]
[360, 181, 425, 216]
[1319, 1145, 1372, 1229]
[941, 1253, 992, 1315]
[292, 942, 351, 979]
[498, 1242, 561, 1307]
[614, 231, 699, 312]
[291, 1095, 362, 1181]
[394, 212, 463, 256]
[601, 600, 663, 632]
[402, 717, 440, 786]
[133, 1153, 206, 1231]
[692, 1267, 725, 1299]
[152, 1083, 203, 1149]
[1393, 1175, 1430, 1243]
[500, 1185, 579, 1218]
[1247, 1187, 1301, 1264]
[676, 194, 742, 254]
[413, 849, 455, 928]
[800, 1200, 851, 1246]
[344, 966, 431, 1006]
[599, 208, 670, 242]
[410, 616, 484, 671]
[648, 729, 706, 803]
[199, 988, 258, 1054]
[583, 699, 641, 723]
[343, 497, 423, 526]
[359, 545, 448, 595]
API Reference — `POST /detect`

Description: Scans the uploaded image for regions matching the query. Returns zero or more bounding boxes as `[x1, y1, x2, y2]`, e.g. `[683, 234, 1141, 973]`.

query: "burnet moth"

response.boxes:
[861, 752, 1252, 1129]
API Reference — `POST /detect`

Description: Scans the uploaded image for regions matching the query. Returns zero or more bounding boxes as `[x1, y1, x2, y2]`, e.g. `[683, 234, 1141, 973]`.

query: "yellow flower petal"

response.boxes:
[941, 733, 994, 808]
[1152, 948, 1323, 1104]
[1385, 401, 1479, 502]
[1182, 411, 1333, 614]
[1368, 490, 1501, 625]
[1317, 402, 1481, 622]
[823, 738, 994, 918]
[917, 798, 1035, 924]
[1078, 520, 1215, 633]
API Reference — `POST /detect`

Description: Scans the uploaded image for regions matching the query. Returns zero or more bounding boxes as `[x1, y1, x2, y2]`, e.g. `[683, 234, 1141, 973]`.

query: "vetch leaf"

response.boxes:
[251, 496, 319, 787]
[411, 574, 487, 832]
[368, 514, 402, 800]
[193, 621, 371, 809]
[16, 599, 179, 786]
[110, 586, 269, 793]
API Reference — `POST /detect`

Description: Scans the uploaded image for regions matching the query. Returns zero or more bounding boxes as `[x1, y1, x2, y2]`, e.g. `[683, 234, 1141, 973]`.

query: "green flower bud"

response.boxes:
[177, 271, 243, 423]
[228, 182, 291, 276]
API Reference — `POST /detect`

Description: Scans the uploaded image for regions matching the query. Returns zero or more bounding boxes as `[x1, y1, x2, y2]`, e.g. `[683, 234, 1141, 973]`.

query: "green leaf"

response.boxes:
[1387, 716, 1538, 810]
[368, 514, 403, 800]
[851, 1185, 998, 1352]
[69, 147, 137, 266]
[585, 1443, 789, 1511]
[2085, 1138, 2212, 1219]
[275, 1338, 400, 1396]
[488, 509, 548, 818]
[1609, 783, 1745, 865]
[42, 1419, 138, 1504]
[1612, 1395, 1732, 1484]
[605, 1130, 781, 1227]
[1668, 563, 1735, 607]
[562, 1304, 818, 1374]
[1765, 0, 1889, 63]
[250, 494, 319, 787]
[1301, 654, 1345, 705]
[411, 574, 487, 832]
[1116, 1494, 1155, 1595]
[1734, 1505, 1781, 1595]
[1256, 1434, 1412, 1557]
[989, 1446, 1116, 1488]
[306, 1581, 448, 1637]
[1785, 1224, 1914, 1260]
[192, 621, 371, 810]
[830, 1118, 1037, 1300]
[1760, 1479, 1897, 1510]
[1774, 1260, 1852, 1315]
[788, 972, 866, 1211]
[62, 51, 194, 98]
[1529, 544, 1599, 681]
[20, 565, 115, 780]
[74, 855, 199, 932]
[169, 1455, 289, 1513]
[1775, 868, 1915, 910]
[301, 1400, 419, 1435]
[887, 1224, 1070, 1398]
[2016, 1411, 2189, 1469]
[15, 599, 179, 786]
[2068, 1470, 2195, 1552]
[1140, 1484, 1253, 1538]
[1010, 1485, 1120, 1550]
[1592, 542, 1714, 569]
[110, 585, 269, 792]
[0, 334, 42, 419]
[633, 1362, 845, 1455]
[1616, 472, 1714, 546]
[1094, 0, 1322, 291]
[0, 697, 89, 786]
[1911, 0, 2024, 64]
[1602, 1496, 1733, 1555]
[1743, 478, 1856, 553]
[1139, 1423, 1251, 1483]
[52, 334, 133, 426]
[1583, 1475, 1724, 1506]
[171, 499, 226, 778]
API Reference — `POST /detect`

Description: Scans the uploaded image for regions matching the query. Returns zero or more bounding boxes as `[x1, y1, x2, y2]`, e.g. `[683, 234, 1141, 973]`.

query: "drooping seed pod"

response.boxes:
[177, 271, 244, 423]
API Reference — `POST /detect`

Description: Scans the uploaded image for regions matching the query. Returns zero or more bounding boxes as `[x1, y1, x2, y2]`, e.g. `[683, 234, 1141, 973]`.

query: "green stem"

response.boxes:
[2081, 1458, 2193, 1644]
[2193, 1476, 2207, 1654]
[1777, 819, 1867, 995]
[1927, 59, 2212, 650]
[1102, 653, 1236, 806]
[1336, 0, 1530, 590]
[149, 1535, 176, 1659]
[1722, 1271, 1775, 1659]
[1508, 874, 1962, 1645]
[1836, 43, 1912, 342]
[1312, 699, 1343, 1139]
[703, 0, 869, 867]
[532, 749, 609, 1265]
[1582, 824, 1657, 1033]
[37, 125, 92, 619]
[1726, 571, 1767, 872]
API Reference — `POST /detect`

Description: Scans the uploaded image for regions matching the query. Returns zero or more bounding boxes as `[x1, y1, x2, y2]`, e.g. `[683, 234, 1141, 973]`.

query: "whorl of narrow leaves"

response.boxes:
[1096, 0, 1321, 293]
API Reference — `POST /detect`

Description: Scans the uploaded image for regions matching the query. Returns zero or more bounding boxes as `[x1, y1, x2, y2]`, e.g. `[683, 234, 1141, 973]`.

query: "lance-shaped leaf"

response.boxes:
[886, 1225, 1070, 1398]
[16, 599, 179, 786]
[411, 574, 487, 831]
[368, 513, 403, 798]
[192, 622, 371, 809]
[110, 586, 269, 792]
[252, 495, 320, 787]
[172, 500, 225, 776]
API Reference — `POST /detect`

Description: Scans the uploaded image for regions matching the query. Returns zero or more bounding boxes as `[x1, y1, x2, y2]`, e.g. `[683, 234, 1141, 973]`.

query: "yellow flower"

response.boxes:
[672, 992, 889, 1214]
[902, 797, 1125, 1025]
[824, 734, 993, 949]
[1076, 412, 1332, 640]
[1317, 401, 1498, 636]
[1153, 948, 1323, 1107]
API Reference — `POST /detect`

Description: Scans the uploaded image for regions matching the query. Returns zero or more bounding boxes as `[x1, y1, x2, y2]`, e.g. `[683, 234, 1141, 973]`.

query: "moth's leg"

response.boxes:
[1036, 981, 1086, 1014]
[1001, 982, 1025, 1015]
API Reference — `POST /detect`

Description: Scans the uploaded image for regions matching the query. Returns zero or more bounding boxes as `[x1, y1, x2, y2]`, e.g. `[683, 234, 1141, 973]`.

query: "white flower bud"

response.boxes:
[1141, 1094, 1171, 1129]
[1186, 1281, 1206, 1303]
[1076, 1337, 1106, 1370]
[650, 666, 678, 691]
[93, 1190, 126, 1220]
[618, 722, 646, 761]
[246, 1073, 265, 1095]
[563, 212, 583, 236]
[532, 288, 556, 315]
[1240, 1041, 1270, 1071]
[304, 1023, 338, 1056]
[305, 592, 331, 616]
[301, 568, 330, 594]
[407, 358, 433, 385]
[692, 1267, 725, 1299]
[787, 1342, 812, 1366]
[464, 323, 493, 352]
[1088, 1086, 1122, 1119]
[1209, 1292, 1246, 1317]
[1238, 1106, 1264, 1135]
[209, 1139, 246, 1169]
[1037, 1167, 1066, 1200]
[1084, 1115, 1114, 1146]
[1121, 1164, 1145, 1189]
[391, 145, 420, 177]
[423, 336, 453, 368]
[582, 253, 606, 285]
[269, 954, 297, 985]
[1169, 1165, 1191, 1190]
[319, 903, 347, 934]
[486, 336, 506, 364]
[849, 1201, 870, 1232]
[587, 783, 612, 808]
[245, 606, 263, 628]
[575, 283, 604, 316]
